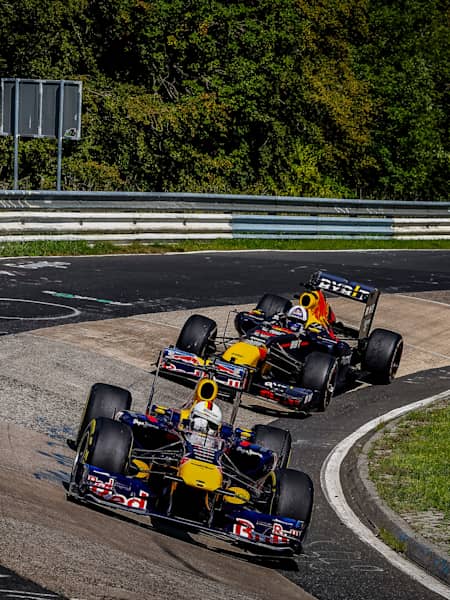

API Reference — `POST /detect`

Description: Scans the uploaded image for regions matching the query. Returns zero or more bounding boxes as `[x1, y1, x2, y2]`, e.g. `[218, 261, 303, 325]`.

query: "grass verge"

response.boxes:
[369, 400, 450, 551]
[0, 238, 449, 257]
[378, 528, 408, 553]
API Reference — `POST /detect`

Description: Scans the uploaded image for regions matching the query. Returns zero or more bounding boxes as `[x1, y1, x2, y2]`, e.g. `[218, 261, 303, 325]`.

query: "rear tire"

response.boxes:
[300, 352, 338, 412]
[253, 424, 291, 469]
[85, 417, 132, 474]
[363, 328, 403, 384]
[176, 314, 217, 358]
[76, 383, 132, 447]
[256, 294, 292, 319]
[271, 468, 314, 540]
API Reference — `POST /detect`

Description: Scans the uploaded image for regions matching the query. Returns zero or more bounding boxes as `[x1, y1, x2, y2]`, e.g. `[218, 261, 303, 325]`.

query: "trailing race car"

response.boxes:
[67, 367, 314, 556]
[159, 271, 403, 412]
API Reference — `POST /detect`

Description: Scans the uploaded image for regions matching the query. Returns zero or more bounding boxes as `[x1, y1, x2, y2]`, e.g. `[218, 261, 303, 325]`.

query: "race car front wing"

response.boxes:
[159, 346, 316, 410]
[68, 464, 306, 555]
[159, 347, 249, 390]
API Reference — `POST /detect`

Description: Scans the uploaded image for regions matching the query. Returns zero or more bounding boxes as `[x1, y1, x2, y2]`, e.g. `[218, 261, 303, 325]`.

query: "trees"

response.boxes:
[0, 0, 447, 199]
[360, 0, 449, 199]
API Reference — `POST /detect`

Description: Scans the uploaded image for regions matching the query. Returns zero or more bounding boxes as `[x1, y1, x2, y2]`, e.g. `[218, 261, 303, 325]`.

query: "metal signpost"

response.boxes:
[0, 78, 82, 190]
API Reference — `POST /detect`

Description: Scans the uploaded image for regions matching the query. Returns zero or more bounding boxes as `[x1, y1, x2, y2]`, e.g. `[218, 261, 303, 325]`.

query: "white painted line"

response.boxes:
[3, 260, 70, 270]
[163, 249, 448, 255]
[0, 590, 60, 598]
[320, 389, 450, 599]
[0, 298, 80, 321]
[43, 290, 133, 307]
[0, 249, 445, 262]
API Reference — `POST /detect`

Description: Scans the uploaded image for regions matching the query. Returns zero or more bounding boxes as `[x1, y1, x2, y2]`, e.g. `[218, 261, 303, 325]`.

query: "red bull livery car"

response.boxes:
[67, 370, 314, 556]
[159, 271, 403, 413]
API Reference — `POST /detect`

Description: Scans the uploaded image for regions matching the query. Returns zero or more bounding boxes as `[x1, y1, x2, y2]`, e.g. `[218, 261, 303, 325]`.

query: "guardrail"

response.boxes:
[0, 190, 449, 241]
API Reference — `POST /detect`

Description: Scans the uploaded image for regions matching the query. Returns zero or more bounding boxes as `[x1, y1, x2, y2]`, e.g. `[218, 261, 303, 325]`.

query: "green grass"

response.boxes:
[378, 528, 408, 553]
[369, 400, 450, 525]
[0, 238, 449, 257]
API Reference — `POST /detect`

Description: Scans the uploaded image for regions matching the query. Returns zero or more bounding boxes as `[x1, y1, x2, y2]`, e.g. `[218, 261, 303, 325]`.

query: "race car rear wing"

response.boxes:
[306, 271, 380, 339]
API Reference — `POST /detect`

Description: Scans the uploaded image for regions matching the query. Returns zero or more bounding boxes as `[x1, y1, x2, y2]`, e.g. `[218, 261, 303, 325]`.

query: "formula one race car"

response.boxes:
[159, 271, 403, 413]
[67, 368, 314, 556]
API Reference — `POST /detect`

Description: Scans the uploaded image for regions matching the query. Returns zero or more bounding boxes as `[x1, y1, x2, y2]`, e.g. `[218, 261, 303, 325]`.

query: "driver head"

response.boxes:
[286, 305, 308, 331]
[190, 401, 222, 435]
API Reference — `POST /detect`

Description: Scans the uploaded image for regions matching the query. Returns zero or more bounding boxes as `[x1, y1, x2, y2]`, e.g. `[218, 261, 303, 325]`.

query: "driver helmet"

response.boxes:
[286, 305, 308, 331]
[190, 401, 222, 435]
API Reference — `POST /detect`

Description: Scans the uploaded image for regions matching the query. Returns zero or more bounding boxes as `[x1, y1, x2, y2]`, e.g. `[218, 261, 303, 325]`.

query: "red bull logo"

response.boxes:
[88, 475, 149, 511]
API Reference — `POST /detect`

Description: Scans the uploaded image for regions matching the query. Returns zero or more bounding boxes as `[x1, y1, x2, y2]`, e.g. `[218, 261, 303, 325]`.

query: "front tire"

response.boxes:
[176, 314, 217, 358]
[363, 328, 403, 384]
[253, 424, 292, 469]
[70, 417, 132, 492]
[300, 352, 339, 412]
[76, 383, 132, 447]
[85, 417, 132, 474]
[271, 468, 314, 541]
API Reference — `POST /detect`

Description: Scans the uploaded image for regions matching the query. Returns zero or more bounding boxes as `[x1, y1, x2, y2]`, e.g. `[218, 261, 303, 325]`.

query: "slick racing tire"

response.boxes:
[271, 468, 314, 541]
[176, 314, 217, 358]
[300, 351, 339, 412]
[253, 424, 292, 469]
[363, 328, 404, 384]
[256, 293, 292, 320]
[76, 382, 132, 447]
[85, 417, 132, 474]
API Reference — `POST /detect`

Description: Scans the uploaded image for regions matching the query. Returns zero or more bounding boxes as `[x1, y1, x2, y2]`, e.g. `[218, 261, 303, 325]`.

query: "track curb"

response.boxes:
[342, 410, 450, 587]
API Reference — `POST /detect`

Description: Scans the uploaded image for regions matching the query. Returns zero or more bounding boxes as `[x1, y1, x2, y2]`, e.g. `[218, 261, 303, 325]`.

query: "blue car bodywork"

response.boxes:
[159, 271, 403, 412]
[68, 388, 312, 556]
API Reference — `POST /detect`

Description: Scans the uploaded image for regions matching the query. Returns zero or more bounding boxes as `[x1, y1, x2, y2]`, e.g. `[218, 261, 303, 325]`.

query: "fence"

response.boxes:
[0, 190, 449, 241]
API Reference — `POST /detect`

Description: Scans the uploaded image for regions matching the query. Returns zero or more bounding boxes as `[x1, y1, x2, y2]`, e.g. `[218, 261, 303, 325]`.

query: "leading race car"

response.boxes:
[159, 271, 403, 413]
[67, 366, 314, 556]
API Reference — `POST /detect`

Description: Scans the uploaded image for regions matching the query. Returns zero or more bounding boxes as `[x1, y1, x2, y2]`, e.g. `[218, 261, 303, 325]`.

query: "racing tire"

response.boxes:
[253, 424, 292, 469]
[76, 383, 132, 447]
[176, 314, 217, 358]
[271, 468, 314, 540]
[84, 417, 132, 474]
[300, 352, 339, 412]
[256, 293, 292, 320]
[363, 328, 403, 384]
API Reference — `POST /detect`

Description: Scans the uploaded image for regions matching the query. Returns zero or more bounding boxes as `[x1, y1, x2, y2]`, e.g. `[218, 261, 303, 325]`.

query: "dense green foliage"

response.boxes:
[0, 1, 448, 199]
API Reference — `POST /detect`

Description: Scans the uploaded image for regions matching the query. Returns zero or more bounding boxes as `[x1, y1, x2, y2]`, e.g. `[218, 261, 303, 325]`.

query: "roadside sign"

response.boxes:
[0, 78, 82, 189]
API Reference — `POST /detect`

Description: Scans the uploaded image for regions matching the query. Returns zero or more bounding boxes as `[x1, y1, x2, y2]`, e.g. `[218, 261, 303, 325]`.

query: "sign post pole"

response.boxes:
[56, 80, 65, 191]
[13, 79, 20, 190]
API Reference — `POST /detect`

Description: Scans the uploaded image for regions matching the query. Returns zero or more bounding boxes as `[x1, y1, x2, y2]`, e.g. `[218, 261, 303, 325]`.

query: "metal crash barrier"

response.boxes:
[0, 190, 448, 241]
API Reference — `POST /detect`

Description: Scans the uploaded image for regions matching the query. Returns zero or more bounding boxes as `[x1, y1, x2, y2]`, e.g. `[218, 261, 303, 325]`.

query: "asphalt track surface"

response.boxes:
[0, 250, 449, 335]
[0, 250, 449, 600]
